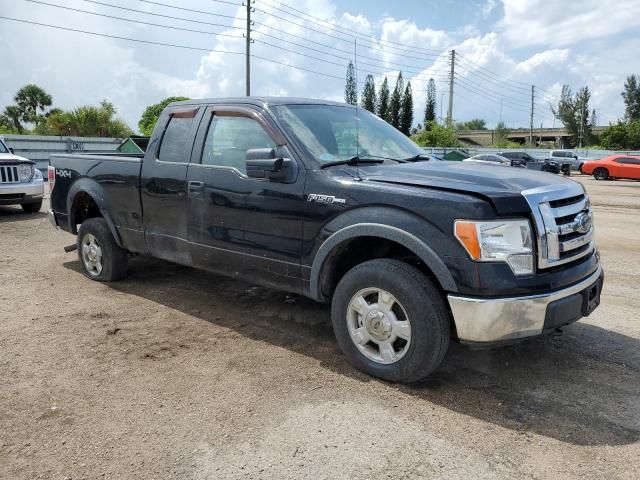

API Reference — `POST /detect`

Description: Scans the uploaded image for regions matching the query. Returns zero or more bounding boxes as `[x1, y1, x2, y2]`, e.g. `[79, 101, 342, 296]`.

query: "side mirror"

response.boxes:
[246, 148, 295, 181]
[8, 147, 14, 154]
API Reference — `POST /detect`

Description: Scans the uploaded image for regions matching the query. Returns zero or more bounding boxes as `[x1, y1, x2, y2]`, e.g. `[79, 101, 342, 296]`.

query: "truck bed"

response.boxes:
[50, 153, 144, 240]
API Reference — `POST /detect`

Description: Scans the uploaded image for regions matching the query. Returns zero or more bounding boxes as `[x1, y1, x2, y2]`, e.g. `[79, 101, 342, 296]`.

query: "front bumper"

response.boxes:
[448, 265, 603, 343]
[0, 178, 44, 205]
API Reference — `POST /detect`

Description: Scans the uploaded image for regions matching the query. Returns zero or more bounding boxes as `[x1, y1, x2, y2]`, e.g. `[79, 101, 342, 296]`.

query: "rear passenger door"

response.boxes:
[141, 106, 203, 265]
[185, 105, 305, 292]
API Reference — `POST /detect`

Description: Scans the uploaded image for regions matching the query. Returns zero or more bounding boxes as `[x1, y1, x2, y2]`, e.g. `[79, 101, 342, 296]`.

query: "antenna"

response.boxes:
[353, 38, 361, 180]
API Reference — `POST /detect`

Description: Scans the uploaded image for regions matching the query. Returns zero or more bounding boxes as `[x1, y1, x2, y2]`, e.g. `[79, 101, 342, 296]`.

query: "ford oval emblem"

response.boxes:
[575, 212, 592, 234]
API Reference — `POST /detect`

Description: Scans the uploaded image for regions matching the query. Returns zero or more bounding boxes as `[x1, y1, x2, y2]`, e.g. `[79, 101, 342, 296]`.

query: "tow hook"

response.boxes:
[64, 243, 78, 253]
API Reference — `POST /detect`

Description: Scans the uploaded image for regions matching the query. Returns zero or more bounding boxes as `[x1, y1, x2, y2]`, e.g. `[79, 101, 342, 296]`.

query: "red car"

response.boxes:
[581, 155, 640, 180]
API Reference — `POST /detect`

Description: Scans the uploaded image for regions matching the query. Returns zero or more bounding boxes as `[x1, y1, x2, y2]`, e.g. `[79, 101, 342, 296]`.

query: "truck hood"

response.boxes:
[0, 152, 34, 164]
[360, 161, 579, 214]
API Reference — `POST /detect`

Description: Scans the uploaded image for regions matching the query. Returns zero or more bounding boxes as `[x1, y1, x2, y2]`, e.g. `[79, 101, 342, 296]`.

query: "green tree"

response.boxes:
[0, 84, 53, 133]
[494, 121, 511, 147]
[412, 122, 458, 147]
[344, 61, 357, 105]
[457, 118, 487, 130]
[599, 122, 628, 149]
[361, 75, 376, 113]
[552, 84, 593, 147]
[138, 96, 190, 136]
[400, 81, 414, 135]
[389, 72, 404, 129]
[622, 74, 640, 121]
[377, 77, 390, 121]
[38, 100, 132, 137]
[15, 84, 52, 126]
[424, 78, 436, 128]
[0, 106, 23, 133]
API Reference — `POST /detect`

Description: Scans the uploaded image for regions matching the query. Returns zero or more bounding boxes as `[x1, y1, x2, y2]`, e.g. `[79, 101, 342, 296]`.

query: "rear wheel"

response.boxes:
[77, 218, 128, 282]
[21, 200, 42, 213]
[331, 259, 450, 383]
[593, 168, 609, 180]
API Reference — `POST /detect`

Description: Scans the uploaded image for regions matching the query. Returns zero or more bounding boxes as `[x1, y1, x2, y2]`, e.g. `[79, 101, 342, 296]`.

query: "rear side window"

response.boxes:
[158, 110, 197, 163]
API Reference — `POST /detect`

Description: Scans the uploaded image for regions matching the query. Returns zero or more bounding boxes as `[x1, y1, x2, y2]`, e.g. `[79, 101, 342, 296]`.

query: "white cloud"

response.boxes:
[515, 49, 570, 73]
[482, 0, 498, 18]
[499, 0, 640, 47]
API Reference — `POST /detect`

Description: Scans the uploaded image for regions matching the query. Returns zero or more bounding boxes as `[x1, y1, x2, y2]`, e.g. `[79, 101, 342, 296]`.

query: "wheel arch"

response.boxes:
[66, 178, 123, 247]
[309, 223, 458, 302]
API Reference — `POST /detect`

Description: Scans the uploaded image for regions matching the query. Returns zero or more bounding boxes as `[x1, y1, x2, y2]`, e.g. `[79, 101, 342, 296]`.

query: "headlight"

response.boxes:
[455, 219, 534, 275]
[33, 168, 43, 180]
[18, 164, 34, 182]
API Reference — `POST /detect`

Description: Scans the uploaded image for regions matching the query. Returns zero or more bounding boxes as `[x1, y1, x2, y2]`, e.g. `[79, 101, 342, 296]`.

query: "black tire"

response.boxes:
[593, 168, 609, 180]
[21, 200, 42, 213]
[331, 259, 450, 383]
[77, 218, 128, 282]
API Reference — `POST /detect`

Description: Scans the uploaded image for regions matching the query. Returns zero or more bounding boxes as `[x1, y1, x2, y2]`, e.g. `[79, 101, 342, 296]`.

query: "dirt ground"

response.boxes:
[1, 176, 639, 479]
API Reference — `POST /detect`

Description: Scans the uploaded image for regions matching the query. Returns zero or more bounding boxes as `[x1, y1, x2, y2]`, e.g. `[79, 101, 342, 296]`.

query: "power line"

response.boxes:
[454, 76, 531, 110]
[0, 15, 349, 82]
[134, 0, 238, 21]
[456, 53, 530, 87]
[0, 15, 244, 53]
[22, 0, 450, 84]
[250, 9, 446, 62]
[249, 0, 447, 57]
[74, 0, 243, 30]
[23, 0, 243, 38]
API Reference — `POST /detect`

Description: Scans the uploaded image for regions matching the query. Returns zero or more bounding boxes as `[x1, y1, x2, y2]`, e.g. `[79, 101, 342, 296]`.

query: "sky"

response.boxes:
[2, 0, 640, 133]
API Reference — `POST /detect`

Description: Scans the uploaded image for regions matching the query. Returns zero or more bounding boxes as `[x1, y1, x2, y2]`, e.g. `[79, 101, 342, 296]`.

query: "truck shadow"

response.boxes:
[63, 256, 640, 447]
[0, 205, 47, 222]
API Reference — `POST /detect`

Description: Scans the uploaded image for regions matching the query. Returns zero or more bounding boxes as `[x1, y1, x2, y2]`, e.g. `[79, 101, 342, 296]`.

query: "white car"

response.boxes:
[0, 137, 44, 213]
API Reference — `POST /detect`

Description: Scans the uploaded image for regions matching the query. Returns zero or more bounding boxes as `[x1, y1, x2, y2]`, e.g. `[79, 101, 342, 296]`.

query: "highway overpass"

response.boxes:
[457, 126, 606, 147]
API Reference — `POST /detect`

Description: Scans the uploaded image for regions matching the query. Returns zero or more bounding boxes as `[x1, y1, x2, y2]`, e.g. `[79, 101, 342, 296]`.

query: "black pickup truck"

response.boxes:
[48, 98, 603, 383]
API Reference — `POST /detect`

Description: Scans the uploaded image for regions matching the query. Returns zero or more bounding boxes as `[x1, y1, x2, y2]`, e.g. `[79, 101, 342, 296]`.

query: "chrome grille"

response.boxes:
[0, 165, 20, 184]
[522, 183, 595, 269]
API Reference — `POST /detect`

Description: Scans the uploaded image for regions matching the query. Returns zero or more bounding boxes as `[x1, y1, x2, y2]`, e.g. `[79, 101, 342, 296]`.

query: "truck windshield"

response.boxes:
[0, 140, 8, 154]
[271, 104, 423, 164]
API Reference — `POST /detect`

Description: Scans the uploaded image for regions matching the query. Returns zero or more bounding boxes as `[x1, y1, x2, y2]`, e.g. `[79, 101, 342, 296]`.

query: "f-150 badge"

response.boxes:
[307, 194, 346, 205]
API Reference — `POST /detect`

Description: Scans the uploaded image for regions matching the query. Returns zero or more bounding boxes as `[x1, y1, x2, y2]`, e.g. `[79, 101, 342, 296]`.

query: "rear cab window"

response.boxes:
[157, 109, 198, 163]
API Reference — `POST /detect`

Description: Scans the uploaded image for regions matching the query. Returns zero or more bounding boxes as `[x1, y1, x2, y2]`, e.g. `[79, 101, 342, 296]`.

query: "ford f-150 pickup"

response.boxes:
[48, 98, 603, 383]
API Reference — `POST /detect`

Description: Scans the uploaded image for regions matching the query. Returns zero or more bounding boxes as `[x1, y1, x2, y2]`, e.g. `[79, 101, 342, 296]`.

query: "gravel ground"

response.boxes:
[1, 176, 639, 479]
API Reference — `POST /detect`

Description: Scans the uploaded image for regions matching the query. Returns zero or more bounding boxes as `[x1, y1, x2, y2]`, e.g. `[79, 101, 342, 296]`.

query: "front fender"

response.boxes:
[309, 218, 458, 302]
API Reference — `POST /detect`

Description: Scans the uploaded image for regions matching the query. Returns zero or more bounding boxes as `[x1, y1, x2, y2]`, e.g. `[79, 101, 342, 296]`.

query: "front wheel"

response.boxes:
[593, 168, 609, 180]
[331, 259, 450, 383]
[77, 218, 128, 282]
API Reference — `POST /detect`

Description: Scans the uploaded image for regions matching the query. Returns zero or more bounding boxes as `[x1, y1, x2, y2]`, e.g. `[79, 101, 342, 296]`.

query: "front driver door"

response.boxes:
[186, 106, 306, 293]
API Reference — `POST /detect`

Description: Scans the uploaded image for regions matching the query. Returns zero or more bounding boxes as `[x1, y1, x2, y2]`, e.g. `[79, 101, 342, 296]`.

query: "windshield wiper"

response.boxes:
[401, 153, 432, 162]
[320, 155, 389, 169]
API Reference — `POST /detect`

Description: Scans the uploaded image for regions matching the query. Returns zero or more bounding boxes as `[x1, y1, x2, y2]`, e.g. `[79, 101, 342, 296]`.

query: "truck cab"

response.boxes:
[48, 98, 604, 383]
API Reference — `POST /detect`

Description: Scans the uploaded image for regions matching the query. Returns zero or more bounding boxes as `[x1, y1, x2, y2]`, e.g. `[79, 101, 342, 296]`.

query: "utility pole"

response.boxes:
[529, 85, 535, 146]
[447, 49, 455, 127]
[244, 1, 254, 96]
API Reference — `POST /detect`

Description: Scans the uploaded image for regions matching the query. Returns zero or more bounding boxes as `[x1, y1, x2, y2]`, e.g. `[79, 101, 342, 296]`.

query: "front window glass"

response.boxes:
[0, 140, 8, 153]
[271, 105, 423, 163]
[201, 116, 276, 173]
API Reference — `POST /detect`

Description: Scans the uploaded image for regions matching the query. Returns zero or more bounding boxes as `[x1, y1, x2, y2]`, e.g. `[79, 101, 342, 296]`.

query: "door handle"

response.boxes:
[188, 180, 204, 197]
